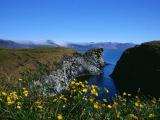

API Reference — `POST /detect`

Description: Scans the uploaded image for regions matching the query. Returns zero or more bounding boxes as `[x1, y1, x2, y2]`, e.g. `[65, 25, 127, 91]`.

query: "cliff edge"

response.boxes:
[34, 48, 105, 96]
[111, 41, 160, 96]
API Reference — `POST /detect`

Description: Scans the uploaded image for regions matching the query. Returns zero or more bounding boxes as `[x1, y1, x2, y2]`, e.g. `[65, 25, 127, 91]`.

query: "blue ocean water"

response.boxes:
[86, 49, 124, 100]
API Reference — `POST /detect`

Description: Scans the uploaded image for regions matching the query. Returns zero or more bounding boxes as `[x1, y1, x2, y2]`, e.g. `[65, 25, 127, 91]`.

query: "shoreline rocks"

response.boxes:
[34, 48, 105, 96]
[111, 41, 160, 96]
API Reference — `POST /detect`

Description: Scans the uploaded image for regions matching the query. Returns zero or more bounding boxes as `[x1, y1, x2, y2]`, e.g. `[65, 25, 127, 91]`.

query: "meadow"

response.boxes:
[0, 47, 160, 120]
[0, 77, 160, 120]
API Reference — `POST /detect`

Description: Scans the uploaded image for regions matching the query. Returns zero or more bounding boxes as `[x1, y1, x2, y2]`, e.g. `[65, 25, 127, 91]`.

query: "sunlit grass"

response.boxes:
[0, 78, 160, 120]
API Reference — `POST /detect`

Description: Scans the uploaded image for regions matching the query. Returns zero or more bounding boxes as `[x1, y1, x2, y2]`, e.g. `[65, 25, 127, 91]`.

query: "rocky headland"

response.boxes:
[34, 48, 105, 96]
[111, 41, 160, 96]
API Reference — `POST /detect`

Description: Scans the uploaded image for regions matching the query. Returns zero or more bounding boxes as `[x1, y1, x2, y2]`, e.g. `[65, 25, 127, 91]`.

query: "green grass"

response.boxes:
[0, 47, 160, 120]
[0, 76, 160, 120]
[0, 47, 75, 90]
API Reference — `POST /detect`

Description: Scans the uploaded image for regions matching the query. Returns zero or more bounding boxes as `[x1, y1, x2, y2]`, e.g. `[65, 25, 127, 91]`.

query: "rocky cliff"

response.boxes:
[34, 48, 105, 96]
[111, 41, 160, 96]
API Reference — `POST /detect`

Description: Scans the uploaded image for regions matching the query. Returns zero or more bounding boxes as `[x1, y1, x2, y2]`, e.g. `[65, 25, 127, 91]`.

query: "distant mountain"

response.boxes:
[67, 42, 136, 51]
[0, 39, 36, 48]
[0, 39, 136, 51]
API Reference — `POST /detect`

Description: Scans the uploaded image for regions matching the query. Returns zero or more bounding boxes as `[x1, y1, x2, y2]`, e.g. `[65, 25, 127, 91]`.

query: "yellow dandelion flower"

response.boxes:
[35, 101, 41, 105]
[71, 81, 75, 85]
[7, 96, 14, 105]
[2, 92, 7, 96]
[16, 105, 21, 109]
[123, 92, 127, 96]
[53, 98, 57, 102]
[82, 96, 88, 101]
[62, 105, 66, 108]
[82, 88, 88, 93]
[23, 90, 29, 97]
[107, 104, 112, 109]
[85, 80, 88, 84]
[91, 88, 98, 96]
[135, 102, 139, 107]
[22, 87, 26, 90]
[103, 99, 108, 102]
[57, 113, 63, 120]
[59, 95, 67, 101]
[37, 105, 43, 109]
[90, 98, 94, 102]
[18, 78, 22, 81]
[139, 104, 144, 109]
[93, 102, 101, 109]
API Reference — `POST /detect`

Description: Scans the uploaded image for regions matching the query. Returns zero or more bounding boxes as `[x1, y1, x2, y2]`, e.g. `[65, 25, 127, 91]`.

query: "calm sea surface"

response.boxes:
[78, 49, 125, 100]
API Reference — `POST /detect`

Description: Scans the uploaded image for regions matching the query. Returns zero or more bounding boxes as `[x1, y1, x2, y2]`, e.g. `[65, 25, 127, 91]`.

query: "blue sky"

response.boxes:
[0, 0, 160, 43]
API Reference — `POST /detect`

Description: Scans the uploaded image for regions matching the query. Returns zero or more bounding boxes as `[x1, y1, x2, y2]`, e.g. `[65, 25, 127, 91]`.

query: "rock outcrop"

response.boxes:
[34, 48, 105, 96]
[111, 41, 160, 96]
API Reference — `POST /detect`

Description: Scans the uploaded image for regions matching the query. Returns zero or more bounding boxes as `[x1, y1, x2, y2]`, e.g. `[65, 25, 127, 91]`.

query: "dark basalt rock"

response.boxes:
[34, 48, 105, 96]
[111, 41, 160, 97]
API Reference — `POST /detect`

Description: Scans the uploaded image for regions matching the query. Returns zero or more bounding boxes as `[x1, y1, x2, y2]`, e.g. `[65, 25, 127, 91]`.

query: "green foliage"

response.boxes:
[0, 75, 160, 120]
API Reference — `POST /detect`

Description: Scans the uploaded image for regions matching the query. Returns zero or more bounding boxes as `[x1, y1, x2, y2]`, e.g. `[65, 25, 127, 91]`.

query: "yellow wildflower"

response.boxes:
[35, 101, 41, 105]
[35, 101, 43, 109]
[16, 105, 21, 109]
[149, 113, 155, 118]
[139, 104, 144, 109]
[135, 102, 139, 107]
[90, 98, 94, 102]
[16, 102, 22, 109]
[116, 111, 121, 118]
[57, 113, 63, 120]
[82, 96, 88, 101]
[123, 92, 127, 96]
[91, 87, 98, 96]
[23, 90, 29, 97]
[71, 81, 75, 85]
[58, 95, 67, 101]
[103, 99, 108, 103]
[7, 95, 15, 105]
[93, 102, 101, 109]
[107, 104, 112, 109]
[2, 92, 7, 96]
[37, 105, 43, 109]
[85, 80, 88, 84]
[18, 78, 22, 81]
[62, 105, 66, 108]
[82, 88, 88, 93]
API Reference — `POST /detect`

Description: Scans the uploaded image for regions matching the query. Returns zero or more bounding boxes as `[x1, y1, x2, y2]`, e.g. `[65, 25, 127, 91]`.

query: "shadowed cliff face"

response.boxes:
[111, 41, 160, 97]
[34, 48, 105, 96]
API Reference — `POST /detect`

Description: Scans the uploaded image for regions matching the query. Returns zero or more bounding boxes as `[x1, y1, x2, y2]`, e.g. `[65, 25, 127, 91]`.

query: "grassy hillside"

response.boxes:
[0, 47, 75, 88]
[0, 46, 160, 120]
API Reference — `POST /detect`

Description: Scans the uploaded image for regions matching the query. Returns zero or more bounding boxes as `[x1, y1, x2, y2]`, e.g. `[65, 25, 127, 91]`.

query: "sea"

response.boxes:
[78, 48, 125, 101]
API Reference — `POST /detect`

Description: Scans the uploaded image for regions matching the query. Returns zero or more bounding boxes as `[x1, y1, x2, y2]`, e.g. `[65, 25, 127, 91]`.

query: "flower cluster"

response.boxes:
[0, 78, 160, 119]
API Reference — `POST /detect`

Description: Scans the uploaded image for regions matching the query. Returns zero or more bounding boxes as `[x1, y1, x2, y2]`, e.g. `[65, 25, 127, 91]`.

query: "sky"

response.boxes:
[0, 0, 160, 43]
